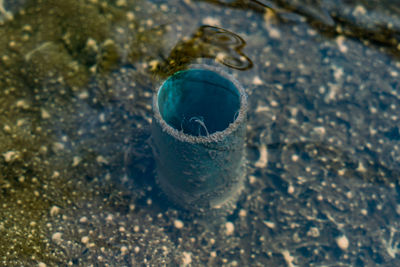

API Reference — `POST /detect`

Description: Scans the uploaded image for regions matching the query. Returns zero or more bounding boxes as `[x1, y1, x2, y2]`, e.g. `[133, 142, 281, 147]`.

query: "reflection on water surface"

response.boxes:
[1, 0, 400, 265]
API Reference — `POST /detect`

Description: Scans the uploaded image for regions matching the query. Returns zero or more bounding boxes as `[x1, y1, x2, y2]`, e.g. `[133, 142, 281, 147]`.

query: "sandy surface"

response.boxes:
[1, 0, 400, 266]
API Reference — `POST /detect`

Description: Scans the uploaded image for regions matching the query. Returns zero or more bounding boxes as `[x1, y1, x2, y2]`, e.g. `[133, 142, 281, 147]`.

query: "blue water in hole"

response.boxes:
[157, 69, 241, 136]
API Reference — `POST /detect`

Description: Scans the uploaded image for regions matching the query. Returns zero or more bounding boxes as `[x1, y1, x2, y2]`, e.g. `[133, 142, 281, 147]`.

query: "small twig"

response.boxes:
[189, 116, 209, 137]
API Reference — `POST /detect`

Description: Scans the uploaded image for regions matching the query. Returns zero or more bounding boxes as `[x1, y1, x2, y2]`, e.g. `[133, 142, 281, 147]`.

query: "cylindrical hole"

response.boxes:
[157, 69, 241, 136]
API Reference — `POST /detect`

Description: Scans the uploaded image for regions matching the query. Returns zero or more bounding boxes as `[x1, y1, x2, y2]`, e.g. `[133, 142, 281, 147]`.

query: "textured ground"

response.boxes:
[1, 0, 400, 266]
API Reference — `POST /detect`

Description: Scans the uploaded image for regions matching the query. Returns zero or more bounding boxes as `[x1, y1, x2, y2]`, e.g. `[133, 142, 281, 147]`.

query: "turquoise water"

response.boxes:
[1, 0, 400, 265]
